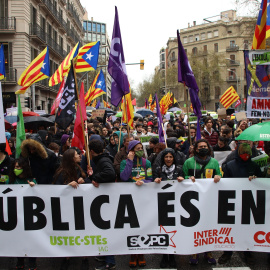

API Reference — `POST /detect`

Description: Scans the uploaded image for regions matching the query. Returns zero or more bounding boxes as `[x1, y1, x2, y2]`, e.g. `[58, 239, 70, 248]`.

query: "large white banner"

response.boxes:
[1, 179, 270, 257]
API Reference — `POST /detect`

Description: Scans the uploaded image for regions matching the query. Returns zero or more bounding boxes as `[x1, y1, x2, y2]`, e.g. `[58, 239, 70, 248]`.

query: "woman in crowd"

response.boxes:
[59, 134, 72, 156]
[153, 148, 184, 269]
[120, 140, 152, 268]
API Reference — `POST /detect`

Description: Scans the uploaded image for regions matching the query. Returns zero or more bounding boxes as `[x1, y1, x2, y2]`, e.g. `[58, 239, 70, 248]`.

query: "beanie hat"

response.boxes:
[61, 134, 70, 145]
[128, 140, 142, 152]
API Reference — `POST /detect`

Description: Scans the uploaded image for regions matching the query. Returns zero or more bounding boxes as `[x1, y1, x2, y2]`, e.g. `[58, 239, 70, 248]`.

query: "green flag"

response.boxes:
[16, 95, 26, 158]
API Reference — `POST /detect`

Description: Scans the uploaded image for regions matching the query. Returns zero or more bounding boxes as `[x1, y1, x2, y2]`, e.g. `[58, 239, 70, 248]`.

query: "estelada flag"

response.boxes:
[220, 86, 240, 109]
[252, 0, 270, 49]
[16, 46, 50, 94]
[75, 42, 100, 73]
[49, 42, 79, 86]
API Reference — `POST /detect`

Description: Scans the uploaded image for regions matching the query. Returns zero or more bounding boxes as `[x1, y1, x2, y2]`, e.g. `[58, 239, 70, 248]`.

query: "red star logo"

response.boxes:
[160, 225, 177, 248]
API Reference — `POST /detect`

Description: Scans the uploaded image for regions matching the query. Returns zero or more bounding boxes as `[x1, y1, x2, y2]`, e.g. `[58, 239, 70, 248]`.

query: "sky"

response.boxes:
[80, 0, 255, 93]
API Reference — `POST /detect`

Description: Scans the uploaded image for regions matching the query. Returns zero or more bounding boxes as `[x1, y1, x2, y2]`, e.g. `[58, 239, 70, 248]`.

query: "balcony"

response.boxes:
[170, 56, 177, 62]
[29, 24, 47, 44]
[66, 2, 84, 33]
[67, 28, 81, 44]
[36, 79, 59, 93]
[226, 45, 239, 52]
[0, 17, 16, 33]
[227, 60, 240, 66]
[47, 36, 66, 58]
[4, 68, 17, 84]
[40, 0, 67, 32]
[226, 76, 237, 82]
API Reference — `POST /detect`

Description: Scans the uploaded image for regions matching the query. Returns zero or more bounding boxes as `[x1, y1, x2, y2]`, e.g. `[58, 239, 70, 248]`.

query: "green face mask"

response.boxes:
[135, 150, 144, 158]
[14, 168, 23, 176]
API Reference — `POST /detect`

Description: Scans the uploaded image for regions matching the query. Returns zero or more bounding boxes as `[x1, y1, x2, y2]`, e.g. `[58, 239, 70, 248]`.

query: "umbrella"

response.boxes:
[168, 107, 181, 112]
[136, 109, 154, 117]
[105, 108, 116, 115]
[5, 119, 12, 129]
[236, 122, 270, 141]
[5, 115, 17, 124]
[22, 111, 40, 117]
[23, 116, 54, 130]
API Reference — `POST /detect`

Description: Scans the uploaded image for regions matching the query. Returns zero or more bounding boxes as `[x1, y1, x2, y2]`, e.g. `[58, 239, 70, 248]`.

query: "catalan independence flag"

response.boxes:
[16, 46, 50, 94]
[84, 69, 106, 106]
[220, 86, 240, 109]
[75, 41, 100, 73]
[252, 0, 270, 49]
[49, 42, 79, 86]
[0, 44, 6, 80]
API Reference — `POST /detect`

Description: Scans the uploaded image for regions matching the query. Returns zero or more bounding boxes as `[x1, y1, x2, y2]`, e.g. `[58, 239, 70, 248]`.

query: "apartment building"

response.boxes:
[0, 0, 85, 112]
[164, 10, 255, 111]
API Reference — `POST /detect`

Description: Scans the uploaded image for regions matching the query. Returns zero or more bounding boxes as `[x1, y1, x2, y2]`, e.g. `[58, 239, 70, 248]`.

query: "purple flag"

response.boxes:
[155, 94, 165, 143]
[177, 30, 201, 139]
[108, 6, 130, 107]
[145, 98, 149, 109]
[95, 100, 101, 109]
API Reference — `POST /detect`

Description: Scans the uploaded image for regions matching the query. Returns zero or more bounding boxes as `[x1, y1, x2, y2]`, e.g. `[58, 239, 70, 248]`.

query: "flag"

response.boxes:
[16, 95, 26, 158]
[131, 98, 136, 106]
[55, 64, 76, 130]
[145, 98, 149, 109]
[103, 100, 111, 108]
[108, 6, 130, 107]
[121, 91, 134, 129]
[16, 46, 50, 94]
[5, 138, 12, 156]
[0, 44, 6, 80]
[155, 94, 165, 143]
[95, 100, 101, 109]
[149, 94, 153, 105]
[91, 99, 97, 108]
[50, 79, 65, 115]
[75, 42, 100, 73]
[85, 70, 106, 106]
[177, 30, 201, 139]
[252, 0, 270, 49]
[220, 86, 240, 109]
[150, 94, 156, 111]
[235, 98, 242, 108]
[49, 42, 79, 86]
[71, 82, 87, 151]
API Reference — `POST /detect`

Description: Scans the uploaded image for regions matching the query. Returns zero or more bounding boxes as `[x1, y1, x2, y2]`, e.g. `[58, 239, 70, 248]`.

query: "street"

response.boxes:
[0, 251, 270, 269]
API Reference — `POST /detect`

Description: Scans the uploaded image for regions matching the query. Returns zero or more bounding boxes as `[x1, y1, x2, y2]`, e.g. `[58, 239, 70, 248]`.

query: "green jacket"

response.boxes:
[183, 156, 222, 179]
[6, 177, 37, 185]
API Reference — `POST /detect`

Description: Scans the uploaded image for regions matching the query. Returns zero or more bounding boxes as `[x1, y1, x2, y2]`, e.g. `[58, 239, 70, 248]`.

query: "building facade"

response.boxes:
[0, 0, 85, 113]
[164, 10, 256, 111]
[82, 17, 111, 104]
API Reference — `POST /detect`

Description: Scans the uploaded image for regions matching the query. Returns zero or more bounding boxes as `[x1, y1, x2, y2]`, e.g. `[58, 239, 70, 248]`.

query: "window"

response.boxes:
[230, 40, 235, 47]
[228, 30, 232, 34]
[31, 5, 37, 25]
[101, 24, 105, 33]
[171, 51, 176, 60]
[192, 47, 197, 55]
[101, 47, 105, 53]
[53, 29, 57, 42]
[97, 23, 101, 32]
[97, 34, 101, 41]
[195, 34, 199, 41]
[92, 34, 96, 41]
[40, 16, 46, 31]
[83, 21, 87, 31]
[203, 45, 207, 52]
[184, 49, 187, 54]
[101, 34, 106, 44]
[230, 55, 235, 61]
[189, 35, 193, 42]
[59, 36, 63, 48]
[92, 23, 96, 32]
[215, 86, 221, 99]
[228, 68, 236, 78]
[67, 45, 70, 53]
[183, 37, 188, 44]
[201, 33, 206, 40]
[3, 42, 12, 69]
[47, 23, 52, 38]
[87, 33, 91, 40]
[207, 32, 212, 38]
[161, 53, 165, 61]
[214, 30, 218, 37]
[214, 43, 218, 52]
[244, 40, 249, 49]
[87, 22, 92, 31]
[31, 47, 38, 61]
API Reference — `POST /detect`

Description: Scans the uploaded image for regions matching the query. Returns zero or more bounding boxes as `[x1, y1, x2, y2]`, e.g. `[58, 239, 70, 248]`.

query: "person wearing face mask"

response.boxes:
[182, 139, 222, 265]
[7, 157, 36, 270]
[120, 140, 152, 268]
[218, 143, 262, 265]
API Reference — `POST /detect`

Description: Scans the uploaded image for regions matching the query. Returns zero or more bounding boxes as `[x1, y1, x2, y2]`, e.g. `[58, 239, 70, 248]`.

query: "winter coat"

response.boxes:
[20, 137, 57, 184]
[203, 128, 219, 146]
[0, 154, 13, 184]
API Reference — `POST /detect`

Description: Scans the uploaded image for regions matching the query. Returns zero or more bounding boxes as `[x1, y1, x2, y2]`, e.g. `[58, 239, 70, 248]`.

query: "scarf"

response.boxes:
[162, 164, 175, 180]
[194, 154, 211, 166]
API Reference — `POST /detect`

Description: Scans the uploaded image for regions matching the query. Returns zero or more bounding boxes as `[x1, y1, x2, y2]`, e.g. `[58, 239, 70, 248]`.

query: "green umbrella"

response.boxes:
[236, 122, 270, 141]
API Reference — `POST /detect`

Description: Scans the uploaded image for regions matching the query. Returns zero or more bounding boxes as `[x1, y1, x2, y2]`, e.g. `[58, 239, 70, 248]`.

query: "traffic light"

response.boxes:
[140, 60, 144, 70]
[24, 97, 31, 108]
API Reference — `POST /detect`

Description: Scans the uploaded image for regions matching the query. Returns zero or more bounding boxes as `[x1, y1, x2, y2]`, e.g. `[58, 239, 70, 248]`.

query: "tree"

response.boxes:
[235, 0, 260, 16]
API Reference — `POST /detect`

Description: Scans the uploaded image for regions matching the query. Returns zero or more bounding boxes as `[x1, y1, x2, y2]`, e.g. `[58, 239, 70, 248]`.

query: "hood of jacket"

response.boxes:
[21, 138, 48, 159]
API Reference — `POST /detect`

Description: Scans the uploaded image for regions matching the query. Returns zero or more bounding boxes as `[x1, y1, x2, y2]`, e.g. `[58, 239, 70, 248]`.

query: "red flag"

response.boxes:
[5, 138, 12, 155]
[131, 98, 136, 106]
[50, 79, 65, 115]
[235, 98, 242, 108]
[71, 83, 87, 151]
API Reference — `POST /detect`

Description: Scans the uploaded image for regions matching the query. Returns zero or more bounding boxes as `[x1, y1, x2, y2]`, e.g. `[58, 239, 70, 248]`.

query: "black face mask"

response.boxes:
[197, 148, 209, 157]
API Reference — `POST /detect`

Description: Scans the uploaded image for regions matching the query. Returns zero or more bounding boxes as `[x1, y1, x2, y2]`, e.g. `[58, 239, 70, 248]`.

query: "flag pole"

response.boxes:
[124, 94, 130, 138]
[118, 116, 123, 152]
[72, 59, 91, 169]
[185, 85, 192, 146]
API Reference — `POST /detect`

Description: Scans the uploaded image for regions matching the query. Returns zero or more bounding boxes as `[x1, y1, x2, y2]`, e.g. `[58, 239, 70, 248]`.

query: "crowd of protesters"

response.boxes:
[1, 111, 270, 270]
